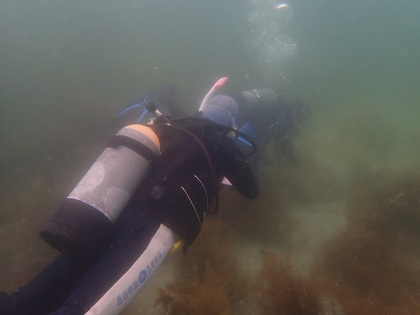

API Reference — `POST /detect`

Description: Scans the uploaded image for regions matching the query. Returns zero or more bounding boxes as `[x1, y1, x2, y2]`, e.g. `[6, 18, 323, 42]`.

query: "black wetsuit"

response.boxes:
[1, 117, 258, 315]
[138, 116, 258, 248]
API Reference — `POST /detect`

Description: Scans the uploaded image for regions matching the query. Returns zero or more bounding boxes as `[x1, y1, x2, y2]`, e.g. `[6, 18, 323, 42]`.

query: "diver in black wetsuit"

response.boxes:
[1, 80, 311, 314]
[0, 86, 258, 315]
[137, 114, 259, 248]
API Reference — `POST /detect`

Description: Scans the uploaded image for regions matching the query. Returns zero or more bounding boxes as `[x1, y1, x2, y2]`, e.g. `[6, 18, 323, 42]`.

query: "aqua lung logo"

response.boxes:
[117, 249, 163, 307]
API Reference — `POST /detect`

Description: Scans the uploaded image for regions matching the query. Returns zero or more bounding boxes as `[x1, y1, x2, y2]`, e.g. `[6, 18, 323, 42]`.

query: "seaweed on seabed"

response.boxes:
[155, 266, 231, 315]
[218, 173, 296, 246]
[314, 174, 420, 314]
[317, 227, 406, 313]
[155, 218, 248, 314]
[255, 251, 323, 315]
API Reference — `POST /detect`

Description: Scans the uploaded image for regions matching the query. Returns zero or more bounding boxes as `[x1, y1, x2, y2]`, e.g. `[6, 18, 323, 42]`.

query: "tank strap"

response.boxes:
[107, 135, 159, 168]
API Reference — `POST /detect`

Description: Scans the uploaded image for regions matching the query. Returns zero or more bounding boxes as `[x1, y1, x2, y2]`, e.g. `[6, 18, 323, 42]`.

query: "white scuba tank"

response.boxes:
[40, 124, 161, 253]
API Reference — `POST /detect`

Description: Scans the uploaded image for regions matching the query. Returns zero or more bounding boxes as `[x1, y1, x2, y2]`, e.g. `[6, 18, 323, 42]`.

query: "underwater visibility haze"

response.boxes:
[1, 0, 419, 313]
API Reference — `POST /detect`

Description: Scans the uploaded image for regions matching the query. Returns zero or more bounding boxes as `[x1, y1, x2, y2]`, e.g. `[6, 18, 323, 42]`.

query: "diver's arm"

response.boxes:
[223, 154, 259, 199]
[277, 135, 299, 165]
[211, 133, 259, 199]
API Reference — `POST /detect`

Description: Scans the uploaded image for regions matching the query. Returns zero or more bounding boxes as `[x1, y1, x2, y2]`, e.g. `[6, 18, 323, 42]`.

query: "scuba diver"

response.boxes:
[0, 78, 259, 315]
[229, 88, 311, 167]
[0, 78, 309, 315]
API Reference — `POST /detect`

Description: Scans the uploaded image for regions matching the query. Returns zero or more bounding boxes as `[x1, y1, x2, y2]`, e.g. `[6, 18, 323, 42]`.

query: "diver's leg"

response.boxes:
[1, 252, 98, 315]
[50, 206, 174, 315]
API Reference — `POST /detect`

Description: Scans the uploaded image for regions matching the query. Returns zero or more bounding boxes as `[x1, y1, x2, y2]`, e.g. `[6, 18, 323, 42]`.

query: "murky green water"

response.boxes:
[1, 0, 419, 313]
